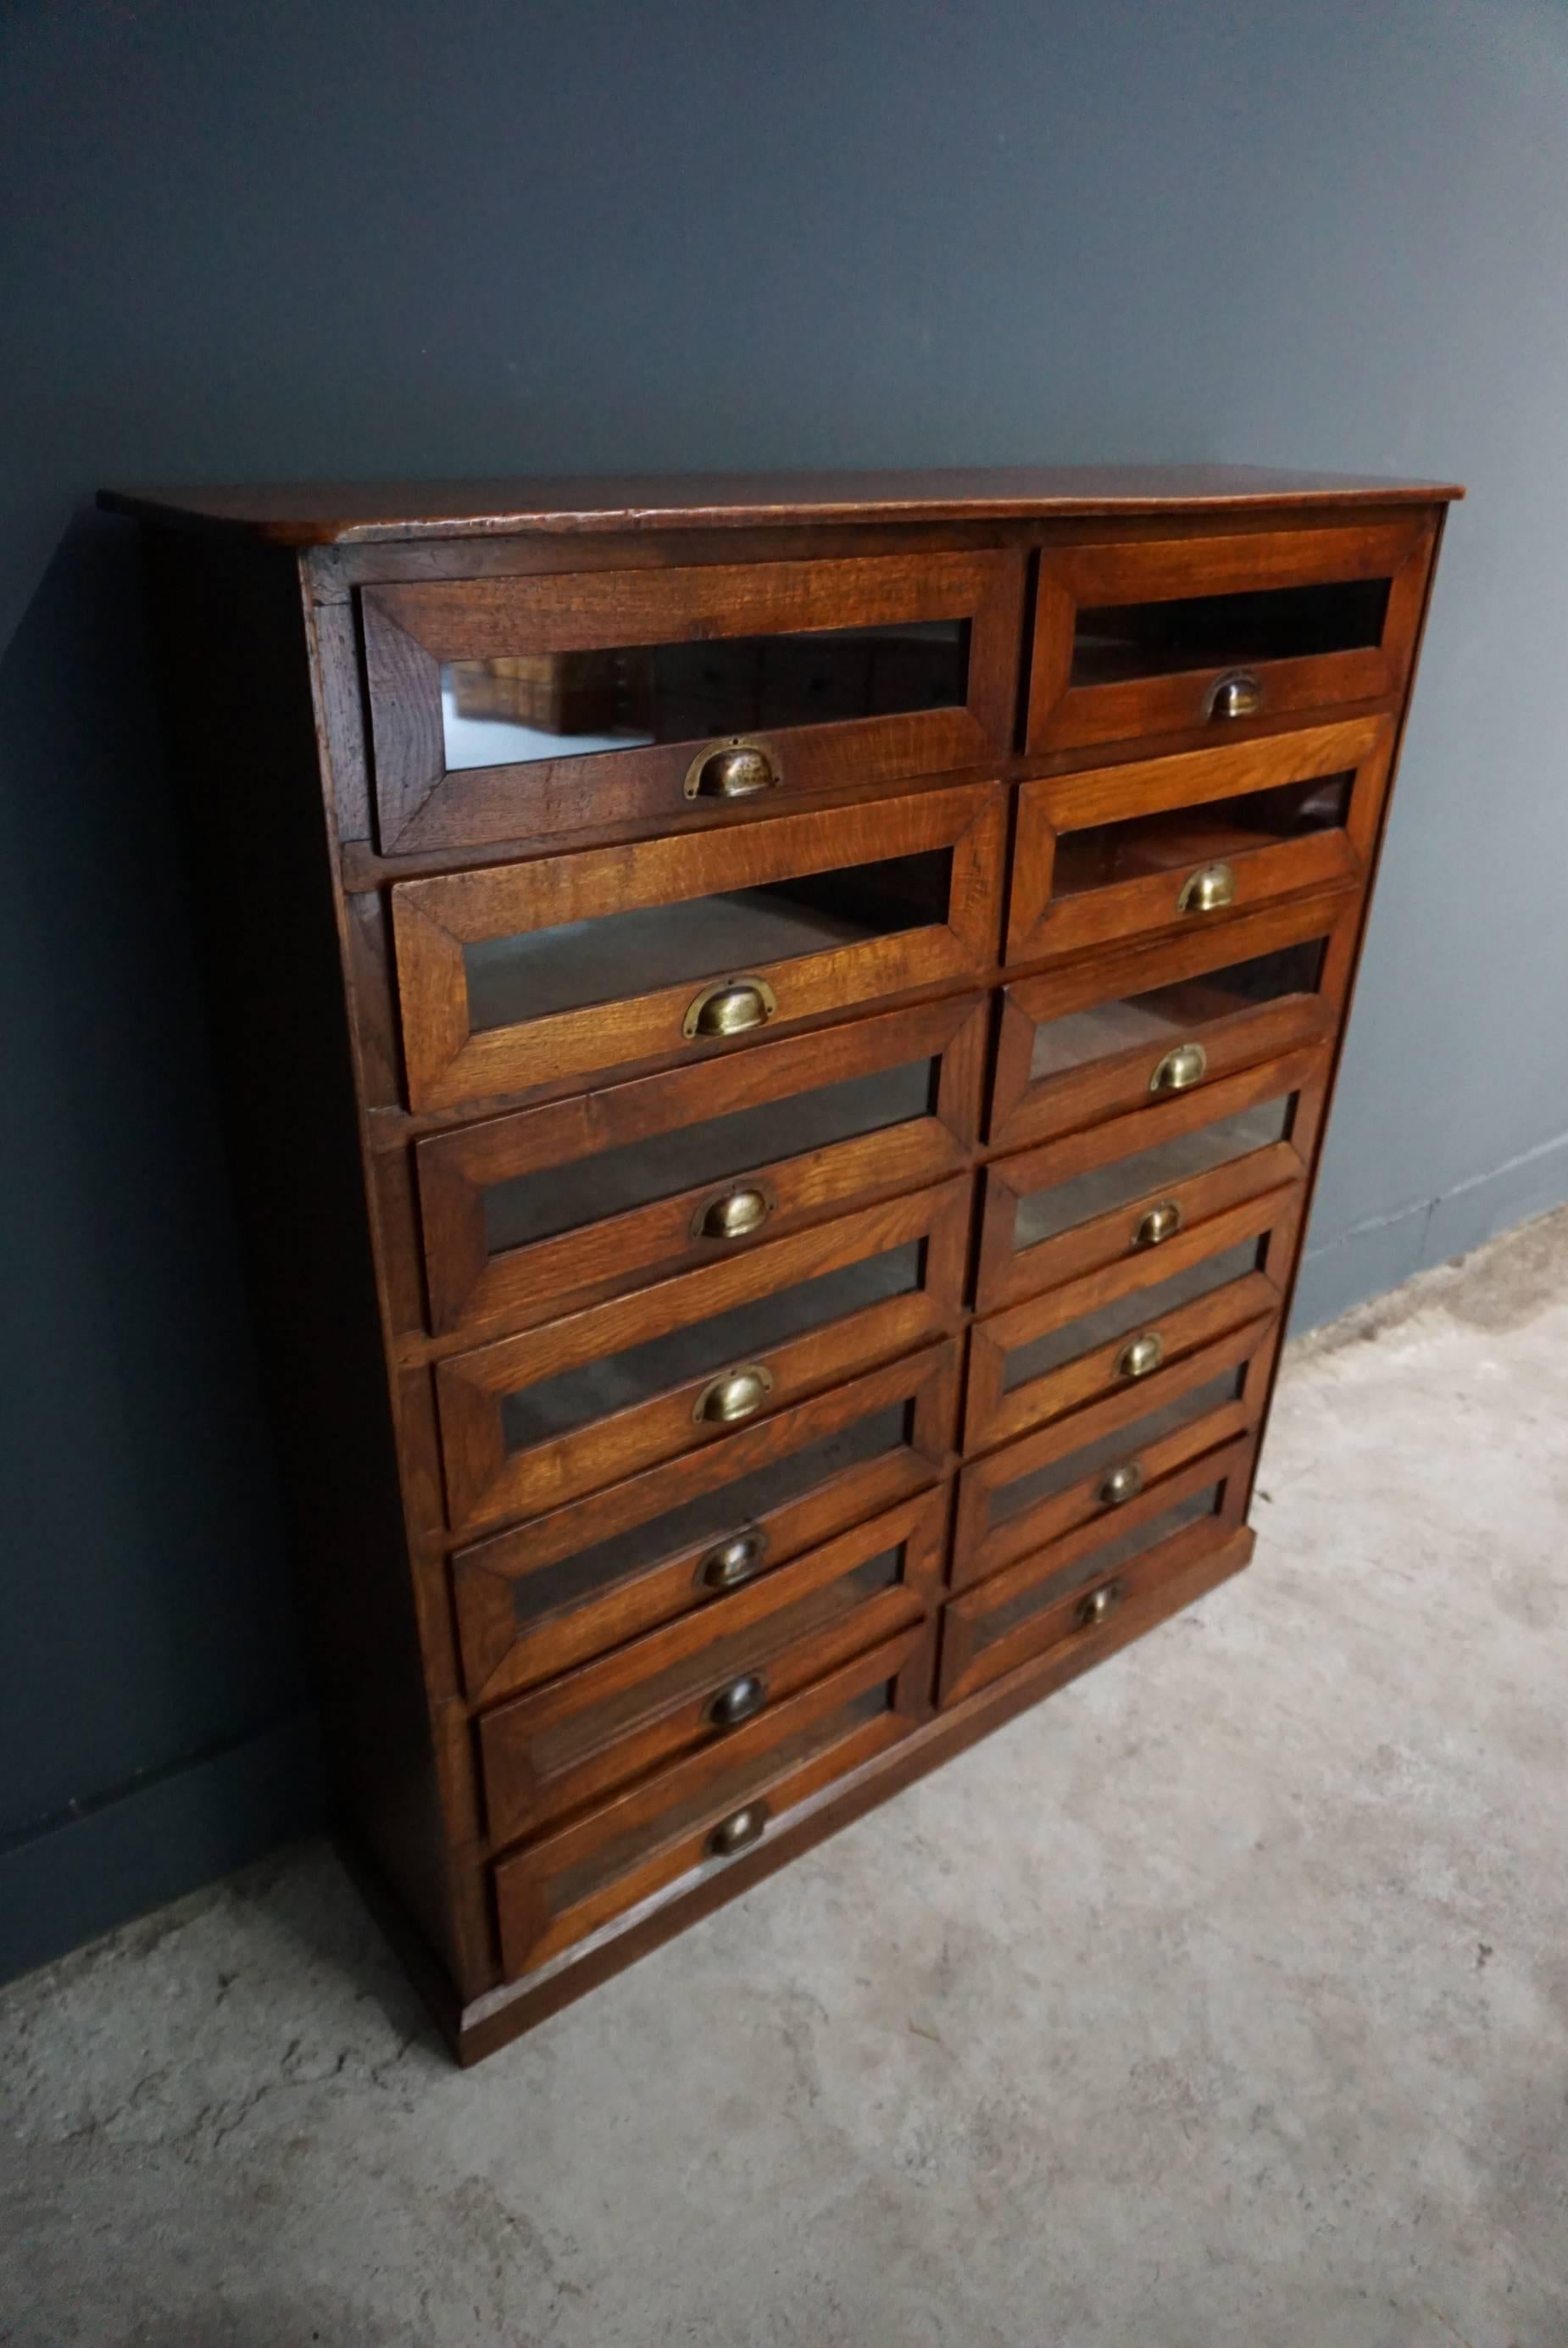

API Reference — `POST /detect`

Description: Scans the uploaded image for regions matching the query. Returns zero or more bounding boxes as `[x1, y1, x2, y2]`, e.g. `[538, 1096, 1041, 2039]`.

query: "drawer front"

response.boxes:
[988, 890, 1355, 1150]
[1026, 515, 1433, 753]
[964, 1188, 1300, 1455]
[1007, 717, 1392, 966]
[976, 1048, 1329, 1314]
[392, 783, 1005, 1110]
[479, 1489, 945, 1846]
[451, 1339, 959, 1705]
[363, 549, 1024, 854]
[938, 1443, 1254, 1705]
[493, 1624, 931, 1977]
[952, 1321, 1276, 1589]
[416, 992, 987, 1338]
[437, 1178, 968, 1533]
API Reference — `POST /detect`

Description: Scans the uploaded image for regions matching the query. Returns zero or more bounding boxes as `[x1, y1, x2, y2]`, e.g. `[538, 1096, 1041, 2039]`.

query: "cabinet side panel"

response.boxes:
[139, 530, 471, 1986]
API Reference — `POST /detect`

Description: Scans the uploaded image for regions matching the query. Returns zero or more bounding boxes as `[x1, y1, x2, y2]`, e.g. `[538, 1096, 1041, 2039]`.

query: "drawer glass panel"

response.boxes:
[987, 1373, 1243, 1529]
[509, 1403, 910, 1631]
[970, 1486, 1222, 1652]
[442, 621, 970, 771]
[529, 1547, 903, 1785]
[1028, 937, 1327, 1082]
[1000, 1241, 1261, 1393]
[483, 1053, 936, 1255]
[1013, 1094, 1294, 1249]
[1051, 776, 1352, 902]
[548, 1683, 887, 1913]
[1070, 580, 1391, 690]
[464, 849, 954, 1030]
[499, 1240, 923, 1449]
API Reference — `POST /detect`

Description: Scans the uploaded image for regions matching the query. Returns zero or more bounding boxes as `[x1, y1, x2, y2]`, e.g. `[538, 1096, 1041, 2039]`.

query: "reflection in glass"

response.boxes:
[989, 1372, 1243, 1527]
[1000, 1238, 1261, 1393]
[464, 850, 953, 1031]
[483, 1056, 937, 1257]
[1012, 1096, 1294, 1249]
[970, 1486, 1220, 1651]
[1028, 938, 1326, 1083]
[442, 620, 970, 771]
[1053, 775, 1353, 899]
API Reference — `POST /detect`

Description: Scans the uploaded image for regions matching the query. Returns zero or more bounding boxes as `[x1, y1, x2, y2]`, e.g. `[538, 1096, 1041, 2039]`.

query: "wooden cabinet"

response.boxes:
[105, 464, 1459, 2063]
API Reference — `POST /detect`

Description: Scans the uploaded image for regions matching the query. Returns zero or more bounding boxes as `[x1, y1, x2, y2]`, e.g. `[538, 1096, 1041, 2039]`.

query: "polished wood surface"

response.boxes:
[118, 465, 1456, 2062]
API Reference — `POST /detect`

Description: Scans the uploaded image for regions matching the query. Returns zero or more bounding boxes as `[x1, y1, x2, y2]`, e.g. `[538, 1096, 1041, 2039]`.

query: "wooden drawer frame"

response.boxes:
[1026, 513, 1434, 752]
[436, 1178, 969, 1533]
[937, 1443, 1254, 1706]
[1006, 715, 1393, 965]
[414, 991, 988, 1340]
[493, 1622, 933, 1976]
[976, 1047, 1330, 1314]
[363, 548, 1025, 855]
[951, 1316, 1279, 1590]
[963, 1186, 1301, 1456]
[477, 1488, 945, 1848]
[392, 782, 1005, 1110]
[988, 889, 1358, 1150]
[451, 1338, 959, 1705]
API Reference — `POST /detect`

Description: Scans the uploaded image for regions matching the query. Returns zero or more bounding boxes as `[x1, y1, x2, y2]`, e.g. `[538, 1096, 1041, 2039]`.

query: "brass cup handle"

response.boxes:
[709, 1801, 769, 1857]
[1149, 1041, 1207, 1094]
[707, 1672, 768, 1730]
[697, 1529, 769, 1590]
[693, 1363, 774, 1426]
[1116, 1331, 1165, 1382]
[683, 976, 778, 1040]
[1077, 1580, 1123, 1629]
[1098, 1461, 1144, 1508]
[692, 1186, 773, 1242]
[1208, 670, 1263, 721]
[1132, 1199, 1183, 1250]
[1177, 862, 1237, 916]
[686, 739, 779, 801]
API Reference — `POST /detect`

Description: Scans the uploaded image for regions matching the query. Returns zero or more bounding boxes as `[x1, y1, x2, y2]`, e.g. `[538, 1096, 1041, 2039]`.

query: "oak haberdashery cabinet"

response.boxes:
[103, 465, 1459, 2063]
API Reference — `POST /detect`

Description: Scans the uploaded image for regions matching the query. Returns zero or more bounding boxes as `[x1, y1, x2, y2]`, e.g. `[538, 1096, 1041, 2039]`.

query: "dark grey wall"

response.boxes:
[3, 0, 1565, 1976]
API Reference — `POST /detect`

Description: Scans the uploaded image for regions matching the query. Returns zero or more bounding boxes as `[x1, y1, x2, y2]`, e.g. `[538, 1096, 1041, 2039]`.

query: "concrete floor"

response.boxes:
[5, 1206, 1567, 2348]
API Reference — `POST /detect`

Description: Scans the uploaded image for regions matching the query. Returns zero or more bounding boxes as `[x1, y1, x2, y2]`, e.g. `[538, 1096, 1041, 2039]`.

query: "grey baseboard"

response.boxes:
[0, 1711, 325, 1987]
[1291, 1129, 1568, 1335]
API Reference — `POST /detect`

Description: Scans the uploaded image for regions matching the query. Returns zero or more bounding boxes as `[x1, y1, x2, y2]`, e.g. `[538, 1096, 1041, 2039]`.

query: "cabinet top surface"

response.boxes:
[99, 463, 1462, 547]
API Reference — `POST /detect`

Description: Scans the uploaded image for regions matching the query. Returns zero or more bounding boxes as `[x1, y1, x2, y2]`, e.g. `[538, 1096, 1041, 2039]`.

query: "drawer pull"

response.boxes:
[1077, 1580, 1123, 1629]
[1116, 1332, 1164, 1382]
[693, 1363, 774, 1426]
[686, 739, 779, 801]
[1208, 670, 1263, 721]
[1176, 861, 1237, 916]
[692, 1185, 773, 1242]
[1148, 1041, 1207, 1094]
[1132, 1199, 1183, 1249]
[708, 1672, 769, 1730]
[709, 1801, 770, 1857]
[1098, 1462, 1144, 1508]
[697, 1530, 769, 1590]
[683, 976, 778, 1040]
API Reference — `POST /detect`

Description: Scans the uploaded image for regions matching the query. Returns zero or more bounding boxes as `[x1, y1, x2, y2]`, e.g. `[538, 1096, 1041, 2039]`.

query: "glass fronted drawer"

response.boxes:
[450, 1339, 958, 1705]
[361, 548, 1023, 854]
[952, 1320, 1274, 1589]
[492, 1623, 931, 1978]
[963, 1190, 1298, 1455]
[437, 1179, 967, 1533]
[976, 1049, 1326, 1313]
[1007, 717, 1391, 966]
[1026, 513, 1434, 753]
[392, 783, 1004, 1110]
[414, 992, 987, 1338]
[477, 1488, 943, 1847]
[937, 1444, 1254, 1707]
[988, 891, 1354, 1151]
